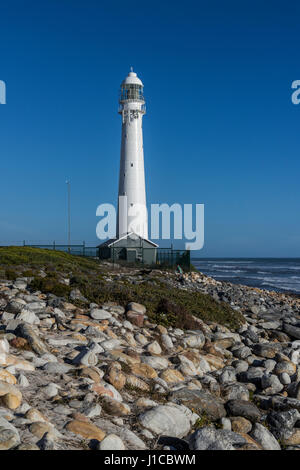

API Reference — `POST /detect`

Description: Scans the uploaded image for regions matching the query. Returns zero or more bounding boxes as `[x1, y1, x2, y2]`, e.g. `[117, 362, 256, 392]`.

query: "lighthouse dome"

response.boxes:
[121, 69, 143, 87]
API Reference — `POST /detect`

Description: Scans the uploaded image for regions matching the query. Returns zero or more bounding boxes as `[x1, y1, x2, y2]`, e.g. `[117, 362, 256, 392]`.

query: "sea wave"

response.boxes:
[193, 258, 300, 294]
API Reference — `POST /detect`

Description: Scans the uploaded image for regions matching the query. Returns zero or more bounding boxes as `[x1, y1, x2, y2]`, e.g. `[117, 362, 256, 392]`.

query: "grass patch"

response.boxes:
[193, 412, 213, 429]
[120, 362, 132, 374]
[5, 268, 18, 280]
[0, 246, 100, 271]
[0, 247, 244, 330]
[124, 382, 168, 403]
[29, 276, 71, 298]
[153, 298, 202, 330]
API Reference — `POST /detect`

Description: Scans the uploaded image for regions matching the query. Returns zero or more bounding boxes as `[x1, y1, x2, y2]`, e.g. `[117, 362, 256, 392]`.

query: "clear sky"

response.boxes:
[1, 0, 299, 257]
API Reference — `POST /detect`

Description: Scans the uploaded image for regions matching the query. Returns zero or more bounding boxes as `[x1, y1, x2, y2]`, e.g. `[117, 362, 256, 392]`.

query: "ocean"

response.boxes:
[192, 258, 300, 294]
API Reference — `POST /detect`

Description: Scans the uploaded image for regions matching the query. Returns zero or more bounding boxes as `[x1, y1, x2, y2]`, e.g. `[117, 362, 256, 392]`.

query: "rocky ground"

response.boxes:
[0, 262, 300, 451]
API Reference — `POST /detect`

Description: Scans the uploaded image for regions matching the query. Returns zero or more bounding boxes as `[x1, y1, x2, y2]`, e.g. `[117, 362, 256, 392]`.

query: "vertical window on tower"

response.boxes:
[131, 163, 133, 167]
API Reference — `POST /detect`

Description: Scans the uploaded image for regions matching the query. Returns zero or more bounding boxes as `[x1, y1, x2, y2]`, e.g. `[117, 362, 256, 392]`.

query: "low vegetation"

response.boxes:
[0, 246, 244, 330]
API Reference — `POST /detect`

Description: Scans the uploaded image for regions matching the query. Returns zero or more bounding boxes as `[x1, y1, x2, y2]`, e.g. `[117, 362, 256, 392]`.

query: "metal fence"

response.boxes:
[156, 248, 190, 270]
[23, 243, 99, 258]
[107, 246, 191, 271]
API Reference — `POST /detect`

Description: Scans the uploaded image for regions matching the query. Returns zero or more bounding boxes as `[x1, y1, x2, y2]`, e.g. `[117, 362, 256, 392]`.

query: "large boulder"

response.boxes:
[225, 399, 261, 422]
[15, 323, 48, 355]
[252, 343, 282, 359]
[283, 323, 300, 340]
[0, 418, 20, 450]
[266, 409, 300, 439]
[183, 332, 205, 349]
[138, 404, 192, 438]
[97, 434, 125, 450]
[250, 423, 281, 450]
[189, 427, 246, 450]
[141, 356, 169, 370]
[169, 388, 226, 421]
[221, 383, 250, 401]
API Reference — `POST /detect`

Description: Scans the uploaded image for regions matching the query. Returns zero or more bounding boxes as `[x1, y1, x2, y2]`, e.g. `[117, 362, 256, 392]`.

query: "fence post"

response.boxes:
[83, 241, 85, 257]
[53, 241, 55, 250]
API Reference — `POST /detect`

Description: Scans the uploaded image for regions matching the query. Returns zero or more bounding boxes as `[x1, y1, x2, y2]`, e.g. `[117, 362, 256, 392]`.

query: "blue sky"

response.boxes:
[0, 0, 299, 257]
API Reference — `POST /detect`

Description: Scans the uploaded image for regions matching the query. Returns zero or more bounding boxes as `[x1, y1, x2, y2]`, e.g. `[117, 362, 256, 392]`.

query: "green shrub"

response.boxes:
[5, 268, 17, 280]
[30, 276, 71, 298]
[153, 298, 201, 329]
[22, 269, 35, 277]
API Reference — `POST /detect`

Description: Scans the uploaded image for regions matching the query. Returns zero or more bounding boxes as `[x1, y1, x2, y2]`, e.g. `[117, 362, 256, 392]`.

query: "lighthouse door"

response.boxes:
[127, 249, 137, 263]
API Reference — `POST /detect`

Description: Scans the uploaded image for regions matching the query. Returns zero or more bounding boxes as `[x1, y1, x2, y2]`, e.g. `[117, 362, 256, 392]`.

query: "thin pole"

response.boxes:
[66, 180, 71, 253]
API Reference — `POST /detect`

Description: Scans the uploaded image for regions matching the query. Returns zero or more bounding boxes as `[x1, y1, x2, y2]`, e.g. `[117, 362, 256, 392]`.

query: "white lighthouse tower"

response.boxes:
[117, 69, 148, 239]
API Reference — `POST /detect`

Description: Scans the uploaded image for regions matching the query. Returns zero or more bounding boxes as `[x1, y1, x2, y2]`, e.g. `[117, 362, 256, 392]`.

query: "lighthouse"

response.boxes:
[98, 69, 158, 265]
[117, 69, 148, 239]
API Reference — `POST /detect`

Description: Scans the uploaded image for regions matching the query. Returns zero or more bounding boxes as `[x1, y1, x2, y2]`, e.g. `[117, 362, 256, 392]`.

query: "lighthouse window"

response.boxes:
[131, 163, 133, 167]
[120, 84, 144, 102]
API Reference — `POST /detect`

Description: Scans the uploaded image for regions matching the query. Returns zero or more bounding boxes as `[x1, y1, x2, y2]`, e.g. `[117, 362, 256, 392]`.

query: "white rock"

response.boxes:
[123, 321, 134, 331]
[72, 342, 103, 366]
[146, 341, 162, 355]
[109, 317, 122, 327]
[0, 339, 9, 354]
[98, 434, 125, 450]
[127, 302, 146, 314]
[101, 383, 123, 402]
[24, 301, 46, 311]
[250, 423, 281, 450]
[0, 417, 20, 449]
[111, 417, 123, 426]
[136, 398, 159, 408]
[198, 357, 211, 374]
[53, 308, 66, 319]
[120, 428, 147, 450]
[18, 403, 31, 414]
[140, 428, 155, 439]
[166, 402, 199, 425]
[100, 339, 121, 351]
[189, 427, 235, 450]
[261, 374, 284, 394]
[16, 310, 40, 325]
[43, 383, 59, 398]
[135, 333, 148, 346]
[290, 350, 300, 365]
[18, 374, 29, 387]
[138, 405, 191, 438]
[161, 334, 173, 350]
[220, 417, 232, 430]
[83, 403, 102, 419]
[178, 355, 199, 377]
[90, 309, 111, 320]
[13, 280, 27, 290]
[173, 329, 184, 337]
[141, 356, 169, 370]
[1, 312, 15, 323]
[183, 333, 205, 349]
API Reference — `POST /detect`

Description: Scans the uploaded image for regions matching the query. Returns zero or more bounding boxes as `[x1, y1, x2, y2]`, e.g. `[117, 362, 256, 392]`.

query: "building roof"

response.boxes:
[98, 232, 158, 248]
